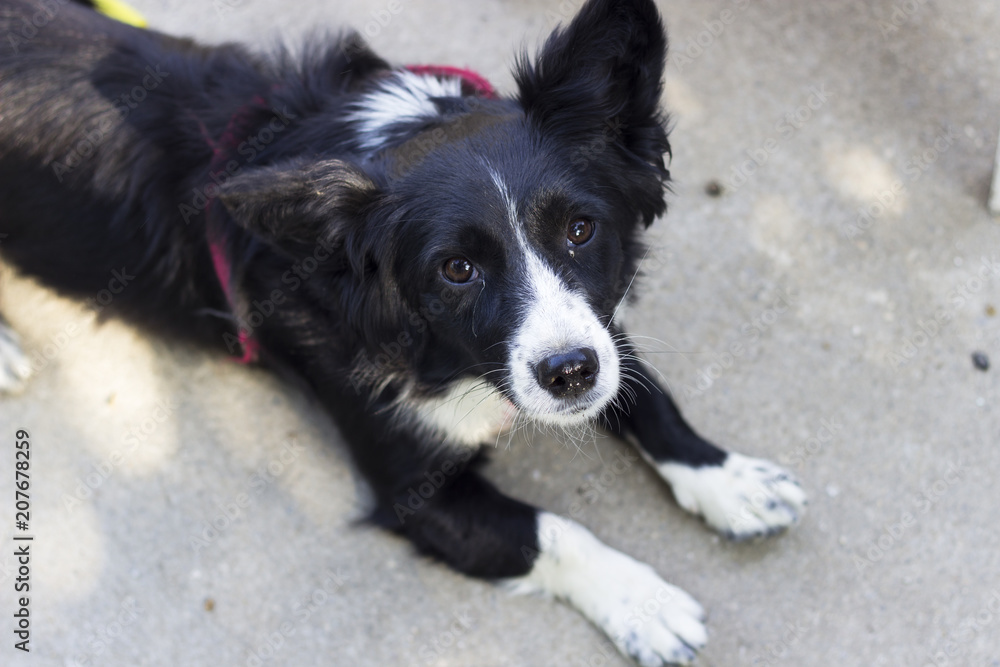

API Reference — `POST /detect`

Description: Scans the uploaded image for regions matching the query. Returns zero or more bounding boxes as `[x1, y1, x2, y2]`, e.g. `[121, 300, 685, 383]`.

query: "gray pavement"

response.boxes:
[1, 0, 999, 665]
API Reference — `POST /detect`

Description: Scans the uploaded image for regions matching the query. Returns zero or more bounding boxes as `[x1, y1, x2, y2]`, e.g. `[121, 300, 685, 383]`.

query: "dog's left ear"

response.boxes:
[218, 158, 379, 254]
[515, 0, 670, 225]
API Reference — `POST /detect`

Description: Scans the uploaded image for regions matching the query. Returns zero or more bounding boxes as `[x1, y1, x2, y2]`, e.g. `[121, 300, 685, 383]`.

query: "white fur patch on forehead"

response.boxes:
[487, 167, 519, 232]
[349, 70, 463, 151]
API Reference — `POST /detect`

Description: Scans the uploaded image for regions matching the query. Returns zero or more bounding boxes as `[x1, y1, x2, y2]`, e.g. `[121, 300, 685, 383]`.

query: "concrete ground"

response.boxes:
[2, 0, 999, 665]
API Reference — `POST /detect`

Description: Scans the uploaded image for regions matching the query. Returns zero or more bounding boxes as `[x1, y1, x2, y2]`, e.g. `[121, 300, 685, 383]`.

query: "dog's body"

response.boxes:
[0, 1, 806, 664]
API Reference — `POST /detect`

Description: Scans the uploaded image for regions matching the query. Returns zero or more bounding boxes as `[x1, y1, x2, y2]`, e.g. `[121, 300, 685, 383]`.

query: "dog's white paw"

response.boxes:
[659, 453, 807, 540]
[588, 558, 707, 666]
[506, 514, 706, 666]
[0, 324, 32, 394]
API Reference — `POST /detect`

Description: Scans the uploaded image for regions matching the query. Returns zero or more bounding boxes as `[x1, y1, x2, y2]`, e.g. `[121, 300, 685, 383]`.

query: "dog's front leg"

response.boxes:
[378, 455, 707, 666]
[326, 381, 706, 666]
[601, 340, 807, 540]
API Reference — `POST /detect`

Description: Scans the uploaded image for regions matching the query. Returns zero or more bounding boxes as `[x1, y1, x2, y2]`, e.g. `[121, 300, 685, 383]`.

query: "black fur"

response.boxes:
[0, 1, 756, 662]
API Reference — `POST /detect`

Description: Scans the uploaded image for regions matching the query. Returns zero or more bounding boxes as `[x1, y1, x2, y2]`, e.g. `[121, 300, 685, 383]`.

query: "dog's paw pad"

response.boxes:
[0, 325, 32, 394]
[660, 453, 807, 540]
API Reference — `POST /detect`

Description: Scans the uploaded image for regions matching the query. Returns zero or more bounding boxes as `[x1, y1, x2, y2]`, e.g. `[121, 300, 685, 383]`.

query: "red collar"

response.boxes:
[201, 65, 495, 364]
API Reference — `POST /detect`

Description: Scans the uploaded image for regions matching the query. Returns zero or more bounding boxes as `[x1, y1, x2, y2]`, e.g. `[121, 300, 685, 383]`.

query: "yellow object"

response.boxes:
[92, 0, 148, 28]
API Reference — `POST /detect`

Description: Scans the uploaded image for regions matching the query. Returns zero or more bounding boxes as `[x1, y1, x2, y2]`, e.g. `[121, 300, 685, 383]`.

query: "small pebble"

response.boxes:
[972, 351, 990, 371]
[204, 598, 215, 612]
[986, 305, 996, 317]
[705, 180, 723, 197]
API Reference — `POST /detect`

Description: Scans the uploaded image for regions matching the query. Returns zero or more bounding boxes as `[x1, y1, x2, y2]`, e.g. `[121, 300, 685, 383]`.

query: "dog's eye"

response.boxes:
[442, 257, 478, 284]
[567, 219, 595, 246]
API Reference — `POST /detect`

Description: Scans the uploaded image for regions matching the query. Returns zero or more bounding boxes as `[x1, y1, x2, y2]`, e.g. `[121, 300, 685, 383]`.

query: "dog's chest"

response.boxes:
[407, 378, 517, 448]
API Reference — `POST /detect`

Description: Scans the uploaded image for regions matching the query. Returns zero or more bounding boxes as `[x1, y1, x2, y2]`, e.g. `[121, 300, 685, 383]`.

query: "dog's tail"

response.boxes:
[71, 0, 147, 27]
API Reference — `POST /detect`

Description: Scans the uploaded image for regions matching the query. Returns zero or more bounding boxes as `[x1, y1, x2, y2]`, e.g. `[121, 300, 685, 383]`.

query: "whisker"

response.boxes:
[606, 246, 651, 329]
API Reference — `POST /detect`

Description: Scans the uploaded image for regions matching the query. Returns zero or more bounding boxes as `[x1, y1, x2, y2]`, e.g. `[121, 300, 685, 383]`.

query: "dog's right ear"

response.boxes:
[218, 158, 379, 254]
[515, 0, 670, 226]
[516, 0, 668, 155]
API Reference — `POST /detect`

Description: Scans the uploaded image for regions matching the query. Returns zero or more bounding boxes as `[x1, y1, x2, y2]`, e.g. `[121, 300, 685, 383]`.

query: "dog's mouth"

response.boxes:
[508, 386, 617, 426]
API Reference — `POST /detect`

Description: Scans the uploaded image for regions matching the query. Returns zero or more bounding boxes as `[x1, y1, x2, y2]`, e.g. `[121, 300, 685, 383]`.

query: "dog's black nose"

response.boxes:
[535, 348, 600, 399]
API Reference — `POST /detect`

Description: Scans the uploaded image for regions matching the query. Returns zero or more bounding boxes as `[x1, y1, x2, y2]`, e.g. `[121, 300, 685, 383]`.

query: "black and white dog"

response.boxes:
[0, 0, 806, 663]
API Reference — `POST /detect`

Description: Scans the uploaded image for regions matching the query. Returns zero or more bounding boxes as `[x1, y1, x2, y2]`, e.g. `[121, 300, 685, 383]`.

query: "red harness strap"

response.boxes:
[206, 232, 261, 364]
[200, 66, 495, 364]
[198, 96, 268, 364]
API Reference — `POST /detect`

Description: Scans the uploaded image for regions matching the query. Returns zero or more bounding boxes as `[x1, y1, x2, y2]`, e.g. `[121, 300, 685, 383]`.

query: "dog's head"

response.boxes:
[221, 0, 670, 435]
